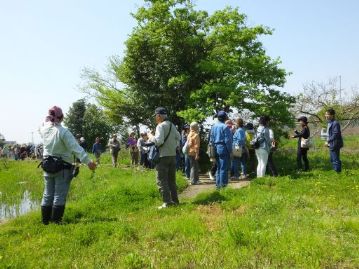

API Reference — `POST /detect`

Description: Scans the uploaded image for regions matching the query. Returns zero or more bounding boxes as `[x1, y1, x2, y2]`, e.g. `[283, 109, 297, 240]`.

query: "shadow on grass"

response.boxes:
[272, 148, 359, 178]
[64, 208, 119, 224]
[192, 190, 227, 205]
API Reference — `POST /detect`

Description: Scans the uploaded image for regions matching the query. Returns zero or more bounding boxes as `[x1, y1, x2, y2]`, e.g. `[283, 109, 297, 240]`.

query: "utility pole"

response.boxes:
[339, 75, 342, 104]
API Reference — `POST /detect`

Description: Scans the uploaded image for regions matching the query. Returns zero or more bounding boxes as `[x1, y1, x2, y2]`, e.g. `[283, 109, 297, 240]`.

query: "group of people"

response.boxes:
[207, 108, 343, 188]
[38, 105, 344, 224]
[79, 131, 154, 169]
[92, 132, 159, 168]
[0, 143, 43, 160]
[179, 113, 278, 189]
[206, 111, 273, 188]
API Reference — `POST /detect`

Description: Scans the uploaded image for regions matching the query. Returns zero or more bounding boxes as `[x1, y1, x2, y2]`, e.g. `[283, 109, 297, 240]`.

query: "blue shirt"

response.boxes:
[233, 127, 246, 147]
[210, 122, 232, 153]
[92, 143, 102, 154]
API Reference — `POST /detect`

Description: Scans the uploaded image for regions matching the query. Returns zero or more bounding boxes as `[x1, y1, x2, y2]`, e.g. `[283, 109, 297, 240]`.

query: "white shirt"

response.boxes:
[39, 122, 90, 164]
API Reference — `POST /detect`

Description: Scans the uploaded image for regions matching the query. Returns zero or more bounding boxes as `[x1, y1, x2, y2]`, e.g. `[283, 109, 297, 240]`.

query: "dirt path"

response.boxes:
[180, 174, 250, 200]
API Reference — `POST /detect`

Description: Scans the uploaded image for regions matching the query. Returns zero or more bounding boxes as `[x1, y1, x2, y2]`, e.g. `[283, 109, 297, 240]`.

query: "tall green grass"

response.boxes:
[0, 138, 358, 268]
[0, 159, 43, 205]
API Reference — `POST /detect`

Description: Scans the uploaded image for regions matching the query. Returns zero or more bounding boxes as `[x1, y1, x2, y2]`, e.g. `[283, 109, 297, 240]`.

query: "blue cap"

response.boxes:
[217, 111, 227, 118]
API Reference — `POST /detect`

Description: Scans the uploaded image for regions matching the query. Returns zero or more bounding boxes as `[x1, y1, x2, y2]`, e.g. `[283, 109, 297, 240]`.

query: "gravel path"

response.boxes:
[179, 174, 250, 200]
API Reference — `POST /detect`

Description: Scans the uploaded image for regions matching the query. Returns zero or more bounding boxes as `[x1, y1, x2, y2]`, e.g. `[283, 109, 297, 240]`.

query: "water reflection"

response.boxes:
[0, 190, 39, 221]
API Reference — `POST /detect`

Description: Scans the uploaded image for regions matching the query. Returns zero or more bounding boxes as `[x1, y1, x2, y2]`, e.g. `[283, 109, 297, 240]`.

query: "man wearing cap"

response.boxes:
[324, 108, 343, 173]
[79, 137, 87, 150]
[151, 107, 181, 209]
[210, 111, 233, 188]
[292, 116, 310, 171]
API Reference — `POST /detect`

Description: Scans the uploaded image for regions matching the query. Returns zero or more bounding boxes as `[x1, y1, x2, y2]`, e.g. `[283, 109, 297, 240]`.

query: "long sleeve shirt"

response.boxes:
[137, 137, 144, 153]
[127, 137, 137, 147]
[327, 120, 343, 150]
[153, 120, 181, 157]
[92, 143, 102, 154]
[108, 138, 120, 153]
[39, 122, 90, 165]
[233, 127, 246, 147]
[187, 131, 200, 157]
[210, 122, 233, 154]
[294, 126, 310, 148]
[255, 125, 271, 152]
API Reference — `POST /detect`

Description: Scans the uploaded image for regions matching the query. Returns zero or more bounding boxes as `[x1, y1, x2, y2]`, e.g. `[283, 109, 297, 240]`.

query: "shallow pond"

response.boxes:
[0, 190, 39, 221]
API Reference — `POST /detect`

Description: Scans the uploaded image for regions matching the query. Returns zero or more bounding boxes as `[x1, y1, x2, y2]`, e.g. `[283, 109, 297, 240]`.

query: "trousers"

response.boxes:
[255, 148, 269, 178]
[330, 149, 342, 172]
[156, 156, 178, 204]
[41, 169, 72, 206]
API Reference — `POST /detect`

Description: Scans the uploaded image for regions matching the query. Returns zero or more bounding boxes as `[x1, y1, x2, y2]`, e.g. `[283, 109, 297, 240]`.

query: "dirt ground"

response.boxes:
[179, 174, 250, 200]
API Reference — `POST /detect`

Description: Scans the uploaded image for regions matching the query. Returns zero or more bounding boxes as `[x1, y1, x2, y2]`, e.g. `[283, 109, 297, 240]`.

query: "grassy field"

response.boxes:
[0, 138, 358, 268]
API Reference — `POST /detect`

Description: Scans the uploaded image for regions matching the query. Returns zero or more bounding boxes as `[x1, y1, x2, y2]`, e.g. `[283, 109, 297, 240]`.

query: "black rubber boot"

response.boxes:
[51, 205, 65, 224]
[41, 206, 52, 225]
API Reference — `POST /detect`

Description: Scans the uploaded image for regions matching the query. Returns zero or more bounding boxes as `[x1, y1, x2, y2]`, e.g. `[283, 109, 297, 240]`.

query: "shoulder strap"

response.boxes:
[158, 122, 173, 148]
[256, 127, 266, 141]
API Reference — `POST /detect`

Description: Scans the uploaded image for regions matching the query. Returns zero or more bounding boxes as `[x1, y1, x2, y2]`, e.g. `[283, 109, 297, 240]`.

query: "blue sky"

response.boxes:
[1, 0, 358, 143]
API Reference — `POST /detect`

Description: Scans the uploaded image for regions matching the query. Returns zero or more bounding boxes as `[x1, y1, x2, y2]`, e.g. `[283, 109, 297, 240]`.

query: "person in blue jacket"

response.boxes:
[325, 108, 343, 173]
[92, 137, 103, 165]
[231, 118, 247, 180]
[210, 111, 233, 188]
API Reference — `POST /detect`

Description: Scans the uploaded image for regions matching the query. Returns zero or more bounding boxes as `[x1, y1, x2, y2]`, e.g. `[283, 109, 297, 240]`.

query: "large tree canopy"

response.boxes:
[82, 0, 295, 133]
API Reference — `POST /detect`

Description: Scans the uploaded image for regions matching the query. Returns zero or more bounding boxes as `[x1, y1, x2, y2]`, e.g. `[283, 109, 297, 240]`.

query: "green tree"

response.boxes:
[82, 104, 118, 150]
[63, 99, 86, 138]
[64, 99, 119, 150]
[82, 0, 295, 134]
